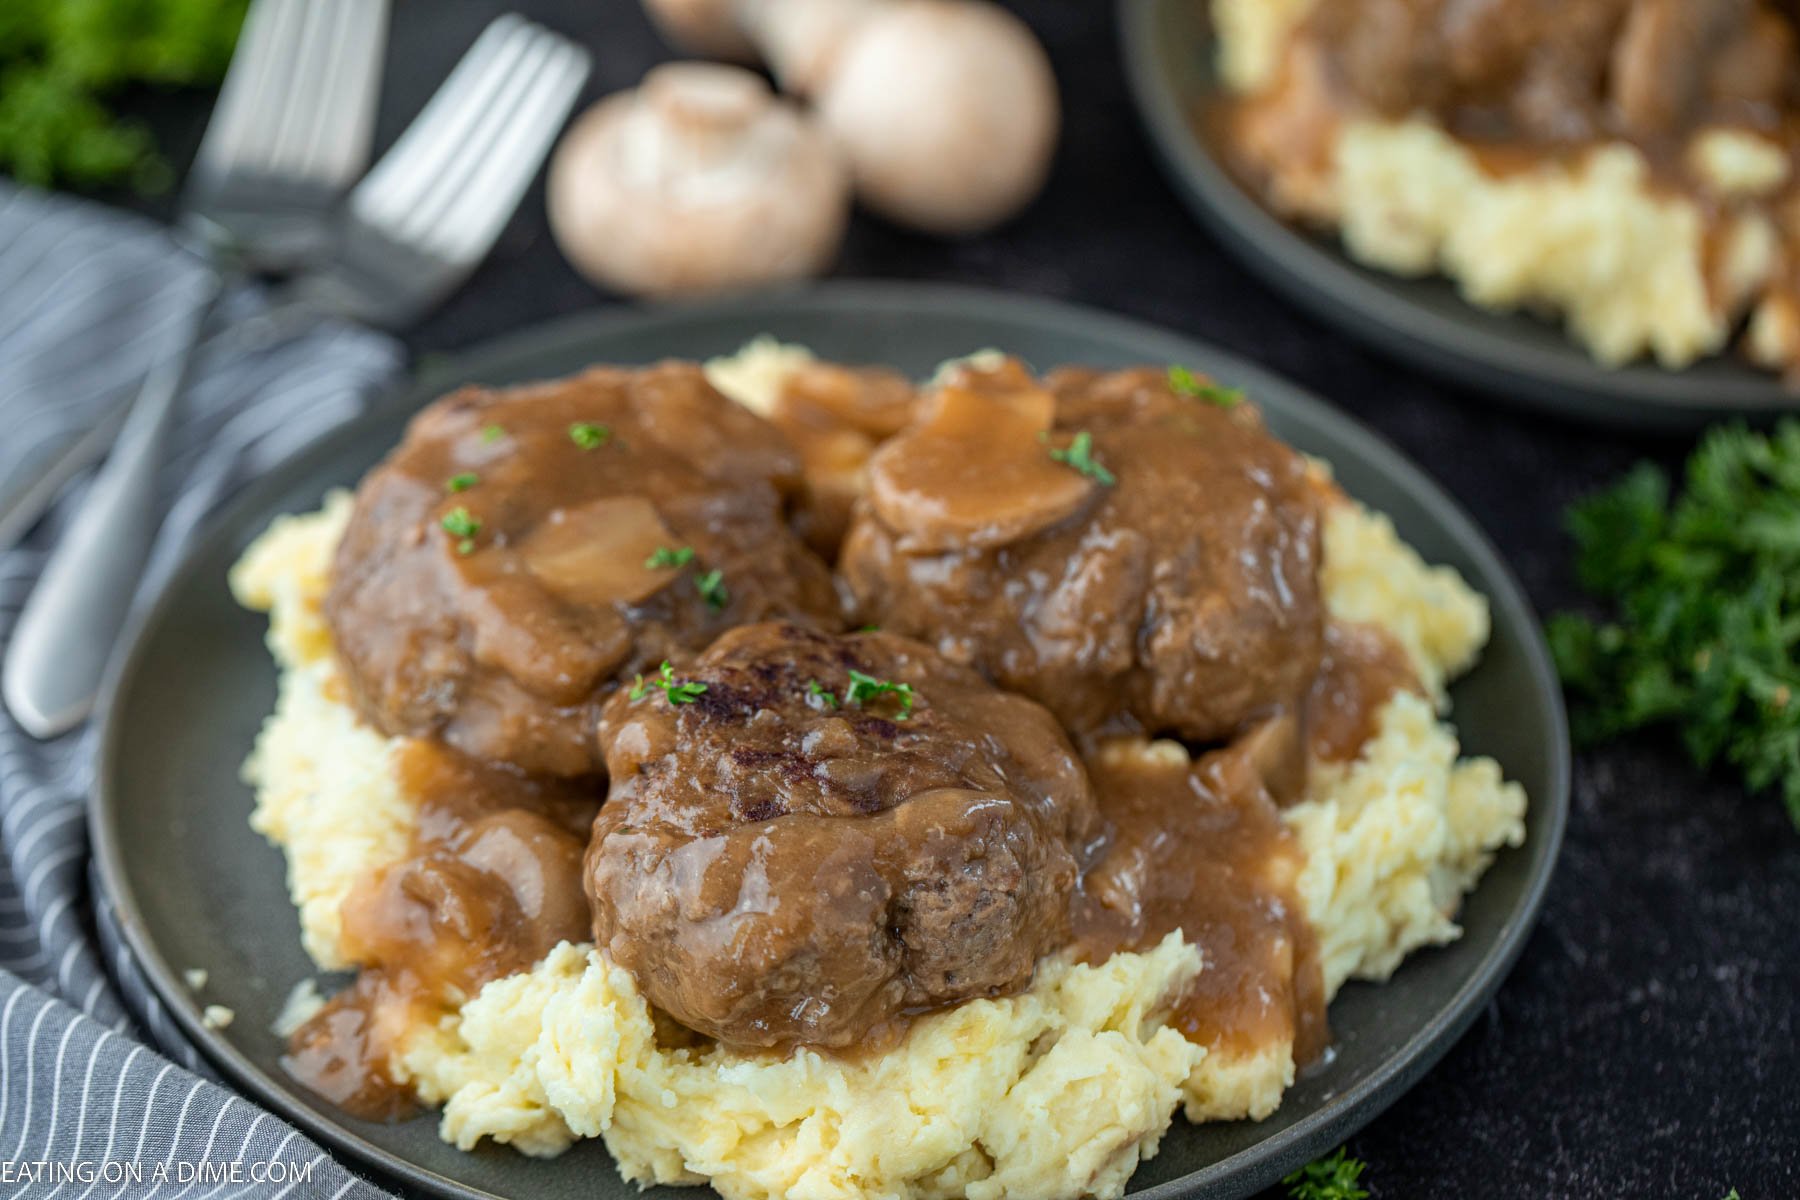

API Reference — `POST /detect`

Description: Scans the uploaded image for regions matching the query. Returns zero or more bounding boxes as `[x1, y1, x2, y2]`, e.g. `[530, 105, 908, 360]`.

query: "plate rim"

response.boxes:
[1115, 0, 1800, 430]
[90, 280, 1571, 1200]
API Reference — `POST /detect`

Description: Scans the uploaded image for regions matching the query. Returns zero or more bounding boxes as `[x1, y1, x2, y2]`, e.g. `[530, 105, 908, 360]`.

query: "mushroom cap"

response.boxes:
[818, 0, 1059, 235]
[737, 0, 883, 96]
[548, 62, 851, 298]
[640, 0, 758, 61]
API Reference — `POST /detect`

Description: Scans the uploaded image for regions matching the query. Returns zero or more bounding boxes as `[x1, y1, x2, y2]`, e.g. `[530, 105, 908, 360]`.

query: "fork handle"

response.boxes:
[2, 280, 221, 738]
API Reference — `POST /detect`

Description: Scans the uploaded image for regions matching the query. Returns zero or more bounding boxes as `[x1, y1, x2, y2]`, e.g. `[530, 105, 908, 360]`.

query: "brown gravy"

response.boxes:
[1073, 739, 1327, 1062]
[1294, 0, 1799, 158]
[839, 361, 1326, 745]
[282, 741, 599, 1120]
[1070, 618, 1418, 1065]
[323, 364, 840, 778]
[286, 361, 1428, 1115]
[1307, 619, 1421, 764]
[1217, 1, 1800, 380]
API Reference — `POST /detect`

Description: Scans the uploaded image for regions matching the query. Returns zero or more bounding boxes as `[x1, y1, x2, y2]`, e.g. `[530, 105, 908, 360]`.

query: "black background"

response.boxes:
[125, 2, 1799, 1197]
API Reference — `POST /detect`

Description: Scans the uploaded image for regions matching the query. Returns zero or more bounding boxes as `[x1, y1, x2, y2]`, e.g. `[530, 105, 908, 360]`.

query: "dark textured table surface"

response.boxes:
[128, 2, 1799, 1197]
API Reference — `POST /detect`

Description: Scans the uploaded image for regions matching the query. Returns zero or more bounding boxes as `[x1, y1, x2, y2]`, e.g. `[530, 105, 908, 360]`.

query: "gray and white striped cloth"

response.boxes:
[0, 183, 405, 1198]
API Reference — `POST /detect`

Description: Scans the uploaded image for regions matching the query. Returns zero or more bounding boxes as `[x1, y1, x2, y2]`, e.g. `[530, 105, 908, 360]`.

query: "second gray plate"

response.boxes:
[1118, 0, 1798, 430]
[92, 283, 1568, 1200]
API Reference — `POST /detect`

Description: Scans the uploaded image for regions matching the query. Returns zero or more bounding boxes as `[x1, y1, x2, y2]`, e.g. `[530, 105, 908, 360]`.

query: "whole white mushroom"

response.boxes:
[547, 62, 851, 297]
[815, 0, 1059, 235]
[639, 0, 1060, 235]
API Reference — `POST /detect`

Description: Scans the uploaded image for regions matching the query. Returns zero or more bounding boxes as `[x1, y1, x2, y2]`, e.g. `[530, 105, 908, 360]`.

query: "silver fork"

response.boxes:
[3, 13, 590, 740]
[187, 0, 389, 270]
[286, 15, 592, 327]
[2, 0, 388, 738]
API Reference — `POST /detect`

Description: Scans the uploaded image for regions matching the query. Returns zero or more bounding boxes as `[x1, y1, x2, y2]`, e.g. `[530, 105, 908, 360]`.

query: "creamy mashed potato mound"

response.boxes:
[234, 345, 1527, 1200]
[1213, 0, 1800, 373]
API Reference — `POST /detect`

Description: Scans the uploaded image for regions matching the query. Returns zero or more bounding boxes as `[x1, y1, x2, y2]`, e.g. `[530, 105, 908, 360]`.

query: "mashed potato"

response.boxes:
[1213, 0, 1800, 375]
[233, 346, 1526, 1200]
[232, 493, 414, 970]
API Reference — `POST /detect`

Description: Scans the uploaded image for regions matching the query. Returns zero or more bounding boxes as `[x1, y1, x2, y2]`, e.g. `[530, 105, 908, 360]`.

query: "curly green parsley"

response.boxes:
[0, 0, 249, 191]
[628, 661, 706, 706]
[1547, 421, 1800, 830]
[440, 506, 481, 556]
[1283, 1147, 1369, 1200]
[569, 421, 611, 450]
[644, 545, 695, 570]
[1046, 430, 1116, 486]
[1168, 364, 1243, 407]
[845, 668, 914, 720]
[695, 568, 729, 611]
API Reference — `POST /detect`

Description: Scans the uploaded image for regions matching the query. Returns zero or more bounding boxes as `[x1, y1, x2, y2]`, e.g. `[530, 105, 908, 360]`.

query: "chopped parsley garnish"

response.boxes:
[845, 668, 914, 720]
[805, 679, 838, 708]
[644, 545, 695, 570]
[695, 568, 730, 610]
[1168, 364, 1244, 407]
[628, 661, 707, 706]
[446, 472, 479, 493]
[480, 424, 506, 444]
[1283, 1147, 1369, 1200]
[1547, 421, 1800, 831]
[569, 421, 611, 450]
[441, 506, 481, 555]
[1047, 430, 1116, 486]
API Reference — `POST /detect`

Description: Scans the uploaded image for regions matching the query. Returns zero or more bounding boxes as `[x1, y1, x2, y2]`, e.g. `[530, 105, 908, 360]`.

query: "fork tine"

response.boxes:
[191, 0, 307, 178]
[297, 0, 389, 184]
[352, 16, 530, 224]
[430, 45, 590, 260]
[277, 0, 389, 187]
[263, 0, 348, 175]
[392, 28, 561, 243]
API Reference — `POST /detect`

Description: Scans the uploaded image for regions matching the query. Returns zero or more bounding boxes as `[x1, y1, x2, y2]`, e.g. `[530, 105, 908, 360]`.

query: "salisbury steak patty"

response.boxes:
[838, 359, 1325, 743]
[326, 364, 840, 776]
[586, 622, 1099, 1049]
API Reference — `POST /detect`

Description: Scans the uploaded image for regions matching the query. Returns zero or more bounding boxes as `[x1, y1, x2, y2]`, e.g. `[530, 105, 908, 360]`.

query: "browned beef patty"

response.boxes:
[837, 359, 1325, 744]
[325, 364, 841, 777]
[585, 621, 1099, 1050]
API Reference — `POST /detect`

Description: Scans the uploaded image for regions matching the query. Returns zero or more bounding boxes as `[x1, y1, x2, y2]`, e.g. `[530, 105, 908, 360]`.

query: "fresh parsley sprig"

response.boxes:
[628, 661, 706, 706]
[569, 421, 611, 450]
[1046, 430, 1116, 486]
[1547, 421, 1800, 830]
[695, 568, 729, 611]
[1168, 364, 1243, 407]
[441, 506, 481, 555]
[845, 668, 914, 720]
[645, 545, 695, 570]
[1283, 1146, 1369, 1200]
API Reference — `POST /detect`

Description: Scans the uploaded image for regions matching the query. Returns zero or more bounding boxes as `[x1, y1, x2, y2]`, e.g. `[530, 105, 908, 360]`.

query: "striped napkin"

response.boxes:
[0, 183, 403, 1198]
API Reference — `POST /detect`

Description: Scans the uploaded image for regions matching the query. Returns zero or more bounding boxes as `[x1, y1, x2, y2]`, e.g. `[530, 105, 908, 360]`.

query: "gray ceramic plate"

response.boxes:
[1118, 0, 1798, 430]
[92, 283, 1568, 1200]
